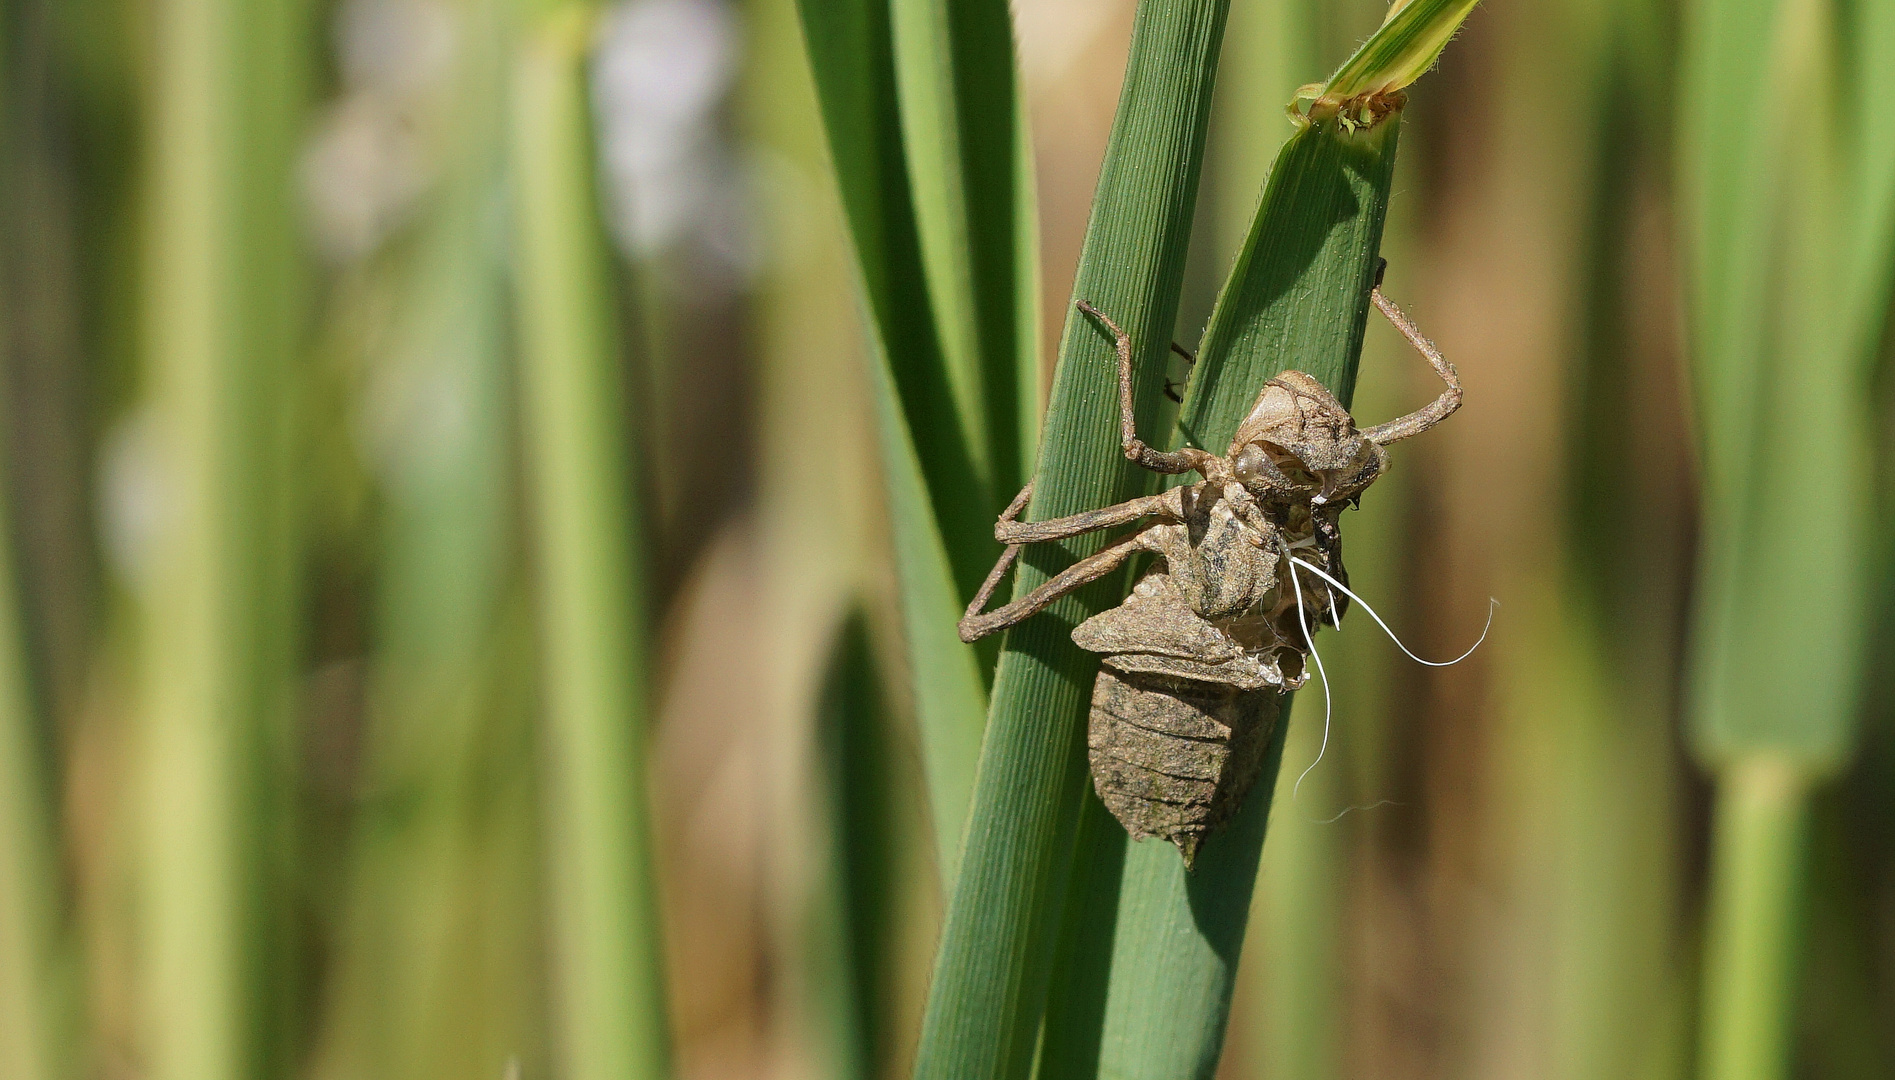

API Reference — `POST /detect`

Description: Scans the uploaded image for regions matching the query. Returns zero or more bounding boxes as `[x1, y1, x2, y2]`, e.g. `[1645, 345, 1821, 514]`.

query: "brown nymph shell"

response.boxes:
[1073, 542, 1326, 867]
[1086, 665, 1282, 868]
[955, 287, 1463, 868]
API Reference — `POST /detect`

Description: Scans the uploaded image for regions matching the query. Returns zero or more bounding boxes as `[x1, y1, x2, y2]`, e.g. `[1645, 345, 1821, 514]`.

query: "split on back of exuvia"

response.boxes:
[959, 268, 1484, 868]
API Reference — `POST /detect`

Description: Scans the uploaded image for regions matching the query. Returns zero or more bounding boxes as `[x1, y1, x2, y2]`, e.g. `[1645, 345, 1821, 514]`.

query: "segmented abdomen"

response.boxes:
[1086, 665, 1282, 868]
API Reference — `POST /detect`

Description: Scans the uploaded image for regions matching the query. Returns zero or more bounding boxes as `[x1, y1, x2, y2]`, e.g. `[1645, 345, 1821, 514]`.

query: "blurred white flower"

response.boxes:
[591, 0, 747, 268]
[359, 349, 481, 492]
[98, 408, 166, 595]
[301, 95, 431, 263]
[300, 0, 458, 263]
[336, 0, 456, 97]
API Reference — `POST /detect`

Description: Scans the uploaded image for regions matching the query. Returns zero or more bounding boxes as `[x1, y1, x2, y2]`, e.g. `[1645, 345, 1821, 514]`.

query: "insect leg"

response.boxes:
[957, 530, 1152, 643]
[993, 483, 1034, 528]
[963, 479, 1030, 620]
[996, 491, 1178, 544]
[1360, 287, 1463, 446]
[1076, 301, 1218, 476]
[960, 544, 1026, 642]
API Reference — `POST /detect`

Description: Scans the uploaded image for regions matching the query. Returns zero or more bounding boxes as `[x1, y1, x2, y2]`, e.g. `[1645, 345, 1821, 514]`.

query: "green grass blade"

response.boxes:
[1679, 0, 1895, 773]
[510, 10, 669, 1079]
[889, 0, 1034, 491]
[1676, 0, 1786, 535]
[793, 0, 999, 879]
[867, 345, 992, 881]
[1046, 116, 1403, 1080]
[1315, 0, 1481, 109]
[134, 0, 311, 1073]
[910, 2, 1231, 1077]
[1037, 796, 1129, 1080]
[309, 3, 542, 1074]
[1681, 0, 1860, 771]
[807, 610, 900, 1080]
[793, 0, 997, 578]
[1013, 91, 1045, 481]
[1207, 8, 1334, 1077]
[0, 478, 65, 1080]
[1187, 118, 1401, 426]
[1838, 0, 1895, 361]
[1247, 693, 1344, 1080]
[1680, 0, 1895, 1076]
[0, 23, 69, 1079]
[886, 0, 985, 483]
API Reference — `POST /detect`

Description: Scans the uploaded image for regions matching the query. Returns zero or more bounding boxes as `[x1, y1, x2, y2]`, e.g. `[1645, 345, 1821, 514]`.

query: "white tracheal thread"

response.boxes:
[1288, 556, 1495, 666]
[1280, 552, 1495, 818]
[1279, 541, 1334, 806]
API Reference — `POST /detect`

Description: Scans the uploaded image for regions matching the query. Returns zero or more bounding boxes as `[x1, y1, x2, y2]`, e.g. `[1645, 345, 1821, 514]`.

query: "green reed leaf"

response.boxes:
[134, 0, 312, 1073]
[1680, 0, 1895, 1076]
[1680, 0, 1895, 775]
[1314, 0, 1480, 108]
[910, 2, 1230, 1077]
[890, 0, 1039, 492]
[1040, 115, 1402, 1080]
[0, 466, 65, 1080]
[795, 0, 1033, 882]
[510, 9, 669, 1079]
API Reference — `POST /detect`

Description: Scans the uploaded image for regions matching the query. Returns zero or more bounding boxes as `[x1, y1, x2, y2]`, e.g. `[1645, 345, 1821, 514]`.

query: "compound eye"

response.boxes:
[1321, 442, 1386, 502]
[1235, 441, 1321, 493]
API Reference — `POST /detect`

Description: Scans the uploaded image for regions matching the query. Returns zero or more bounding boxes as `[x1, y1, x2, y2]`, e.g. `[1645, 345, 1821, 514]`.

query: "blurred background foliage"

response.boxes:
[0, 0, 1892, 1079]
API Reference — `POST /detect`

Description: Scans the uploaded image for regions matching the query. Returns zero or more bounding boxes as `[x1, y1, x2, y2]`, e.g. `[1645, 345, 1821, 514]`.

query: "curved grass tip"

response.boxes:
[1290, 0, 1481, 129]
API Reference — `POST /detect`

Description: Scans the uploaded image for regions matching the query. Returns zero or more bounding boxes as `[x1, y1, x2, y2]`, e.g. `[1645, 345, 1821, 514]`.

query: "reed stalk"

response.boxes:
[913, 3, 1231, 1076]
[793, 0, 1036, 883]
[0, 466, 63, 1080]
[1698, 758, 1810, 1080]
[1680, 0, 1895, 1075]
[1036, 5, 1480, 1074]
[511, 9, 669, 1078]
[0, 22, 68, 1080]
[306, 0, 540, 1074]
[134, 0, 309, 1074]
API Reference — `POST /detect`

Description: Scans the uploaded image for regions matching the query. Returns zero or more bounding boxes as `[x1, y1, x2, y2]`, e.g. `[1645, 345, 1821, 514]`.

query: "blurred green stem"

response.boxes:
[511, 9, 670, 1080]
[307, 0, 537, 1074]
[1699, 756, 1810, 1080]
[136, 0, 307, 1073]
[1253, 695, 1342, 1080]
[792, 0, 1013, 883]
[1680, 0, 1895, 1073]
[0, 21, 65, 1077]
[808, 611, 898, 1080]
[0, 490, 63, 1080]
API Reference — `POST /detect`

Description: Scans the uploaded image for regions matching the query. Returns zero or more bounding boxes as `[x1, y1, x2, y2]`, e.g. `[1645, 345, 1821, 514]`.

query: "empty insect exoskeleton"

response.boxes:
[959, 282, 1462, 866]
